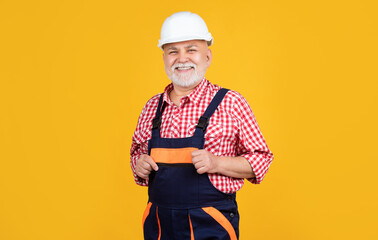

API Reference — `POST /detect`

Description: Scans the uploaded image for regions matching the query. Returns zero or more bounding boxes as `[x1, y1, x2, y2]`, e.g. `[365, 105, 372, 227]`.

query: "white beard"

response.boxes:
[167, 63, 205, 88]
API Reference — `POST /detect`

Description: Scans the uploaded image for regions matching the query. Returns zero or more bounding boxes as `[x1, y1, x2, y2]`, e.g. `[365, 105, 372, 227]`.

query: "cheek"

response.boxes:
[163, 61, 171, 71]
[193, 54, 209, 69]
[196, 61, 208, 72]
[164, 58, 175, 70]
[164, 65, 172, 75]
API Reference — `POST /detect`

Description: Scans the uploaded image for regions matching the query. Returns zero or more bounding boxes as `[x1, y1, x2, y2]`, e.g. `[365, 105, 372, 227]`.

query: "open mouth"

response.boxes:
[175, 66, 194, 72]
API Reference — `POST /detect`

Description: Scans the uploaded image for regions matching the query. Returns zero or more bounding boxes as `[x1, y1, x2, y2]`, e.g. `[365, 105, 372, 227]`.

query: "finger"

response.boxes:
[136, 157, 151, 175]
[193, 159, 205, 170]
[137, 172, 148, 179]
[191, 150, 203, 157]
[192, 151, 206, 162]
[137, 154, 149, 167]
[141, 160, 153, 171]
[193, 160, 199, 169]
[145, 156, 159, 171]
[192, 153, 210, 164]
[191, 154, 200, 164]
[139, 166, 152, 175]
[136, 169, 149, 179]
[138, 155, 157, 171]
[196, 166, 207, 174]
[136, 161, 150, 175]
[136, 163, 149, 173]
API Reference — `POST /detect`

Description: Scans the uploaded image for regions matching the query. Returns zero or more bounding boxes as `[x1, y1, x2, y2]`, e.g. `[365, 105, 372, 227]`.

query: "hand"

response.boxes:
[191, 150, 219, 174]
[135, 154, 159, 180]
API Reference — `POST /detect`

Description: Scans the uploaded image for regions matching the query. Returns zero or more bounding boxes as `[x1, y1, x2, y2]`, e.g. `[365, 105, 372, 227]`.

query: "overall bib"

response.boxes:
[142, 88, 239, 240]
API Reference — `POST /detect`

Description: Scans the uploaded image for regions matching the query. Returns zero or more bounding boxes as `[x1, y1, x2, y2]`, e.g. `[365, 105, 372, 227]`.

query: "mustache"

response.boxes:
[171, 62, 197, 71]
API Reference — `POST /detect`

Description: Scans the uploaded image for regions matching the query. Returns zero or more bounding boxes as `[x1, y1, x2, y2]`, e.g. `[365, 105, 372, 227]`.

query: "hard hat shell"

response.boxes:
[158, 11, 213, 50]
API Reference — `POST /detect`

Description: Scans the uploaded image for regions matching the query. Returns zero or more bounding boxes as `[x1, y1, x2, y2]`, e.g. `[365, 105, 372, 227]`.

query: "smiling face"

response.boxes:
[162, 40, 212, 89]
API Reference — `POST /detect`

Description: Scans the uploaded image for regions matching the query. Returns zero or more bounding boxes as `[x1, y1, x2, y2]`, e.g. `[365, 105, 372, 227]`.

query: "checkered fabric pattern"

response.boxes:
[130, 78, 273, 194]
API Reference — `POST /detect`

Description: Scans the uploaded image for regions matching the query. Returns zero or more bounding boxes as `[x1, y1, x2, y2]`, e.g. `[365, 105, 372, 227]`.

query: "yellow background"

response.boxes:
[1, 0, 377, 239]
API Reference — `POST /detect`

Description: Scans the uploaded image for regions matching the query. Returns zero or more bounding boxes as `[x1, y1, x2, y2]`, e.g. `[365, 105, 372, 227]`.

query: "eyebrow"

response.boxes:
[166, 44, 198, 50]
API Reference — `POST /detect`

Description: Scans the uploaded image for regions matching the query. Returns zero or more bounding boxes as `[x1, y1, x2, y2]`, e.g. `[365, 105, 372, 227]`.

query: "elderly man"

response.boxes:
[130, 11, 273, 240]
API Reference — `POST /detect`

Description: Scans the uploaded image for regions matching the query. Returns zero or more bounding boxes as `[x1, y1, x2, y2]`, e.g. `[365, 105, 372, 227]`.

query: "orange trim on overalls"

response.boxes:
[142, 202, 152, 227]
[150, 147, 198, 164]
[156, 207, 161, 240]
[202, 207, 237, 240]
[188, 214, 195, 240]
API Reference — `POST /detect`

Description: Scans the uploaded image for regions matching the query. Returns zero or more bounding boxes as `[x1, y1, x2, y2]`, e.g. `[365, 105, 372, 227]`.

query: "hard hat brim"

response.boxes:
[158, 35, 213, 50]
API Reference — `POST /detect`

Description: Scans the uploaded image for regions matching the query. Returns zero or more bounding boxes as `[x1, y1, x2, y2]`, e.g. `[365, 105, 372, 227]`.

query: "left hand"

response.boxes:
[191, 150, 219, 174]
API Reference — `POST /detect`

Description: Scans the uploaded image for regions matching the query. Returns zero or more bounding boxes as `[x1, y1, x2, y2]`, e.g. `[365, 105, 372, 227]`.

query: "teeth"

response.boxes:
[177, 67, 192, 70]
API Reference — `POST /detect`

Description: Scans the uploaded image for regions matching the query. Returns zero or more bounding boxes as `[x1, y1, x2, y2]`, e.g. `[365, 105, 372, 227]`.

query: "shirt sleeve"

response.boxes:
[231, 92, 274, 184]
[130, 139, 149, 186]
[130, 94, 160, 186]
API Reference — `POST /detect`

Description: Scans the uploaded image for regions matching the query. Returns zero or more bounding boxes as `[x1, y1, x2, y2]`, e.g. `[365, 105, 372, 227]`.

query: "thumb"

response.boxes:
[146, 156, 159, 171]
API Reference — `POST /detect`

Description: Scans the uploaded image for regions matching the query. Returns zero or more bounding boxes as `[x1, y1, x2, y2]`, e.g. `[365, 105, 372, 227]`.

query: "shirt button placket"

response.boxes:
[171, 106, 181, 138]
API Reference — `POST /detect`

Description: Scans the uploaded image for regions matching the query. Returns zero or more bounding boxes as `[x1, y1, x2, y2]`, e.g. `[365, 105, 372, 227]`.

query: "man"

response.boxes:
[130, 11, 273, 240]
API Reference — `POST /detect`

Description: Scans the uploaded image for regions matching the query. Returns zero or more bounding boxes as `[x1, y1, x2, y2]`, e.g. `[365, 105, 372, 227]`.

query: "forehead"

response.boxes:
[163, 40, 207, 50]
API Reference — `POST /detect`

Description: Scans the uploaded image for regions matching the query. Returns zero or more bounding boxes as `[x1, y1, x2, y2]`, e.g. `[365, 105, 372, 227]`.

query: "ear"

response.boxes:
[206, 48, 212, 67]
[162, 44, 166, 58]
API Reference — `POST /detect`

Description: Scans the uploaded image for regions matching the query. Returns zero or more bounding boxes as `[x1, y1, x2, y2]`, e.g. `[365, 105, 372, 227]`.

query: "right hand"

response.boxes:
[135, 154, 159, 180]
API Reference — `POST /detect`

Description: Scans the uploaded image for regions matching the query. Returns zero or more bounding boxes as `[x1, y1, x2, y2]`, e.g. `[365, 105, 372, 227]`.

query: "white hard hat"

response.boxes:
[158, 11, 213, 50]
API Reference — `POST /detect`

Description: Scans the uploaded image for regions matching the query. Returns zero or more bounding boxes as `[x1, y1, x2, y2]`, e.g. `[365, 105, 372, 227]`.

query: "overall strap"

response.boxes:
[151, 93, 166, 138]
[193, 88, 229, 137]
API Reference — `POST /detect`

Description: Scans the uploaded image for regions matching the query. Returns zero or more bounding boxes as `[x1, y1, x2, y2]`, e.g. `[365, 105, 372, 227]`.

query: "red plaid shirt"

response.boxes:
[130, 78, 273, 193]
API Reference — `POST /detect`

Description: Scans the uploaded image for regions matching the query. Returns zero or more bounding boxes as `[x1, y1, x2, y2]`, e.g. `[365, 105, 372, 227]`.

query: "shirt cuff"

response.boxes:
[241, 152, 273, 184]
[133, 172, 148, 186]
[130, 156, 148, 186]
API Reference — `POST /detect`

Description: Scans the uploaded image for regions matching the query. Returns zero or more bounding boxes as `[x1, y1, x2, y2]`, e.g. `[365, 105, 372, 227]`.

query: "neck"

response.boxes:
[172, 84, 197, 97]
[169, 80, 202, 106]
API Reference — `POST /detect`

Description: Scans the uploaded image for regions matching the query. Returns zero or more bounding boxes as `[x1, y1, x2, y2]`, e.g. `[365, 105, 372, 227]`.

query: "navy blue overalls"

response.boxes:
[142, 88, 239, 240]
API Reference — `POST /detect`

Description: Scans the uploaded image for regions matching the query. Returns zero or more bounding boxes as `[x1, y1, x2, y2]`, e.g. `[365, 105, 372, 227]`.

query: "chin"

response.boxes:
[169, 73, 204, 88]
[171, 78, 201, 88]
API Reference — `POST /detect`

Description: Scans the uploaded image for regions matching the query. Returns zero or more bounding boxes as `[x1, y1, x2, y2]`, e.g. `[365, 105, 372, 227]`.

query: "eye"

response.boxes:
[188, 49, 196, 52]
[169, 51, 177, 54]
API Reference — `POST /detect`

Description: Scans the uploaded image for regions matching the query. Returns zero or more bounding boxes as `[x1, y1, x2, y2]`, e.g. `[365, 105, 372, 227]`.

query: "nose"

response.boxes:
[177, 51, 189, 63]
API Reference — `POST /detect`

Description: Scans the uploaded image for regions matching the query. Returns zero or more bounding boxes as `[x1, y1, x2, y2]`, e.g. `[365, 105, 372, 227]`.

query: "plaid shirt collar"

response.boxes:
[162, 77, 208, 107]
